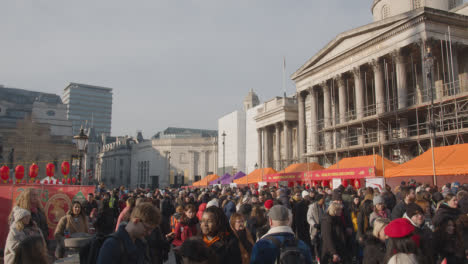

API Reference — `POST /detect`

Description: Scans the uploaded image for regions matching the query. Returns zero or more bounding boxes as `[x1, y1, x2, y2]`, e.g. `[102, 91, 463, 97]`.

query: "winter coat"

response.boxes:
[54, 213, 89, 239]
[357, 212, 370, 242]
[196, 203, 207, 220]
[433, 203, 461, 228]
[307, 202, 324, 241]
[403, 213, 435, 264]
[232, 228, 254, 264]
[277, 194, 291, 209]
[95, 204, 115, 235]
[205, 233, 242, 264]
[292, 199, 310, 244]
[369, 209, 390, 227]
[10, 207, 49, 240]
[321, 213, 347, 262]
[223, 200, 236, 220]
[362, 234, 386, 264]
[5, 225, 43, 264]
[387, 253, 418, 264]
[391, 201, 407, 220]
[172, 218, 199, 246]
[456, 214, 468, 258]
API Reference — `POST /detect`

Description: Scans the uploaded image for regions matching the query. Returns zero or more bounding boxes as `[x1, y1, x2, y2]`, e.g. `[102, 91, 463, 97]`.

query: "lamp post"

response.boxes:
[73, 128, 88, 185]
[424, 46, 437, 186]
[222, 131, 226, 177]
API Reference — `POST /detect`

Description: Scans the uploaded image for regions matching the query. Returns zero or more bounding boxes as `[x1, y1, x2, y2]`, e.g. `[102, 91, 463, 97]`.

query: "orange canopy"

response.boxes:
[386, 144, 468, 178]
[283, 162, 324, 173]
[193, 174, 219, 186]
[233, 168, 277, 185]
[328, 155, 397, 176]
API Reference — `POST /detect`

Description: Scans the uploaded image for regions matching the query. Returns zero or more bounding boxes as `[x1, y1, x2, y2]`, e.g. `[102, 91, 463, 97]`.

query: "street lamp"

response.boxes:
[73, 127, 88, 185]
[222, 131, 226, 177]
[424, 46, 437, 186]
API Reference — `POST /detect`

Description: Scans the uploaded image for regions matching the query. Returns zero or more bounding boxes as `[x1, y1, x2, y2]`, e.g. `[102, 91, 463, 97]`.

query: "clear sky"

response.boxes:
[0, 0, 373, 137]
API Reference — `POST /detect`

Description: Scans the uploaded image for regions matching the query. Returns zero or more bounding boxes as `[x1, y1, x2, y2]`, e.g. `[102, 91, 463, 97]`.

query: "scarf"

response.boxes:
[377, 210, 388, 219]
[203, 235, 220, 247]
[260, 225, 294, 240]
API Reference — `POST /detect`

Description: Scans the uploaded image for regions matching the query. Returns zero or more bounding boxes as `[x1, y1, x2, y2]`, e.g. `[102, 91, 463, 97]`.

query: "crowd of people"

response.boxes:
[3, 180, 468, 264]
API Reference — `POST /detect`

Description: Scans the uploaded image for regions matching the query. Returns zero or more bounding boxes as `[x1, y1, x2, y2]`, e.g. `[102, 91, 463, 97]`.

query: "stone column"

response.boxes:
[257, 128, 263, 168]
[353, 67, 365, 119]
[322, 82, 333, 150]
[309, 87, 318, 154]
[263, 128, 269, 168]
[395, 50, 408, 109]
[337, 76, 347, 124]
[284, 121, 290, 165]
[297, 92, 306, 162]
[189, 151, 196, 182]
[275, 123, 281, 170]
[200, 150, 206, 179]
[372, 59, 386, 114]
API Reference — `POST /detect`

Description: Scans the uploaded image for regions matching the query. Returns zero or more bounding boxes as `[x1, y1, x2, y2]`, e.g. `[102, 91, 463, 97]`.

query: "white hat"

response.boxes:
[206, 198, 219, 208]
[13, 207, 31, 224]
[302, 190, 310, 198]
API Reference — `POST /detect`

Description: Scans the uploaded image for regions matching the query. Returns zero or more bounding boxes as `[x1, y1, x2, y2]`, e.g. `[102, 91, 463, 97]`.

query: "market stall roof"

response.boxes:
[193, 174, 219, 186]
[233, 168, 277, 185]
[327, 155, 397, 176]
[283, 162, 324, 173]
[385, 144, 468, 178]
[209, 173, 231, 185]
[220, 171, 245, 184]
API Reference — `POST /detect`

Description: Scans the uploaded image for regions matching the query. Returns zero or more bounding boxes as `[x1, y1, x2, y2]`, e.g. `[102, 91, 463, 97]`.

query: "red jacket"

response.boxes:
[172, 221, 198, 246]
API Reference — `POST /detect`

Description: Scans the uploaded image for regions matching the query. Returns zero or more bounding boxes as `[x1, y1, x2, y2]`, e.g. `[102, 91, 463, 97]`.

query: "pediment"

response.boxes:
[292, 12, 416, 80]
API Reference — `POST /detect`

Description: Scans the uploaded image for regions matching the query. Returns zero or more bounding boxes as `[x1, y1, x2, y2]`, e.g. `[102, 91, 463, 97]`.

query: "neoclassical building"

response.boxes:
[292, 0, 468, 167]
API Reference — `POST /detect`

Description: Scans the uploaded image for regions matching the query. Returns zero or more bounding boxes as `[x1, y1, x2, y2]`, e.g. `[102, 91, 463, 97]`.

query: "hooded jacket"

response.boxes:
[432, 203, 461, 228]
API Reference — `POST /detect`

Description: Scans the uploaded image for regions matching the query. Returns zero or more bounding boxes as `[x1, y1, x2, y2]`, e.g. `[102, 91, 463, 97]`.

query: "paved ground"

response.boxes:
[164, 251, 176, 264]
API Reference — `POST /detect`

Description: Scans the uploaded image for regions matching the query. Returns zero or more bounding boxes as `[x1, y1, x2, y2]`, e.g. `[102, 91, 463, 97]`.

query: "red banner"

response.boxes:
[264, 172, 303, 182]
[305, 166, 376, 180]
[0, 184, 95, 247]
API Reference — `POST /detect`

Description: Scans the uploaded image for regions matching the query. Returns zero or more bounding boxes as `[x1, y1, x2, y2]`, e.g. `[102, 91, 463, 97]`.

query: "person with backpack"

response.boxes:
[250, 205, 313, 264]
[95, 202, 161, 264]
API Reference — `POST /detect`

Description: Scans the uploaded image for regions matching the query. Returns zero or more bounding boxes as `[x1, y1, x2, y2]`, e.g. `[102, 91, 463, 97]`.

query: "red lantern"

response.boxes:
[322, 180, 330, 188]
[288, 181, 294, 187]
[354, 179, 362, 189]
[29, 163, 39, 179]
[72, 177, 77, 184]
[15, 165, 25, 182]
[35, 179, 40, 184]
[61, 161, 70, 177]
[67, 178, 71, 184]
[305, 185, 310, 190]
[0, 166, 9, 182]
[8, 179, 12, 184]
[46, 163, 55, 177]
[342, 179, 349, 188]
[62, 179, 66, 184]
[44, 180, 48, 184]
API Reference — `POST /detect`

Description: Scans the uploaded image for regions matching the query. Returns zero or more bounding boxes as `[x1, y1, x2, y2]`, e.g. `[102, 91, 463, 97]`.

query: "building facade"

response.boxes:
[0, 86, 75, 178]
[291, 1, 468, 166]
[62, 83, 113, 136]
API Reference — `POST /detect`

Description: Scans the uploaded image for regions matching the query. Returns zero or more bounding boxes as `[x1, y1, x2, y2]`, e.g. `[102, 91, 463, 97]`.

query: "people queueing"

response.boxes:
[4, 180, 468, 264]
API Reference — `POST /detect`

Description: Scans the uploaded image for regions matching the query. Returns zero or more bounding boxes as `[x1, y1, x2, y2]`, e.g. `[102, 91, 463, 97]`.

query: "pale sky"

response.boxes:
[0, 0, 373, 137]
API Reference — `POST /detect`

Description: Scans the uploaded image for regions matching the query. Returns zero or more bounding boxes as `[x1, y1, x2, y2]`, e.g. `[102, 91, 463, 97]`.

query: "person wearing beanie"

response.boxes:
[5, 207, 44, 264]
[369, 195, 391, 227]
[362, 218, 390, 264]
[206, 198, 219, 208]
[403, 203, 435, 263]
[307, 194, 325, 259]
[264, 199, 274, 211]
[384, 218, 421, 263]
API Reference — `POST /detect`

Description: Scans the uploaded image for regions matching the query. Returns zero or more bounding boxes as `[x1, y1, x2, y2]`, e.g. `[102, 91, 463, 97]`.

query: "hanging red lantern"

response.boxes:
[67, 178, 71, 184]
[354, 179, 362, 189]
[322, 180, 330, 188]
[8, 179, 12, 184]
[44, 180, 49, 184]
[46, 163, 55, 177]
[342, 179, 349, 188]
[305, 185, 310, 190]
[61, 161, 70, 178]
[72, 177, 77, 184]
[0, 166, 9, 183]
[15, 165, 25, 182]
[288, 181, 294, 187]
[35, 179, 40, 184]
[62, 178, 66, 184]
[29, 163, 39, 179]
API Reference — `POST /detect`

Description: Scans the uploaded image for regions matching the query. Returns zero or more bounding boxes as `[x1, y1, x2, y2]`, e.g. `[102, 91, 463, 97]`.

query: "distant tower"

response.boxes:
[243, 89, 260, 111]
[372, 0, 463, 21]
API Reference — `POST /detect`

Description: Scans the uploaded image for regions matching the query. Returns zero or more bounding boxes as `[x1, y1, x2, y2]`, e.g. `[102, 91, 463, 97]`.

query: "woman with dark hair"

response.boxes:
[321, 201, 348, 263]
[230, 213, 254, 264]
[14, 236, 49, 264]
[95, 196, 115, 236]
[433, 193, 461, 228]
[173, 204, 199, 246]
[200, 206, 241, 264]
[54, 201, 89, 258]
[433, 218, 464, 263]
[384, 218, 422, 263]
[178, 238, 217, 264]
[357, 199, 374, 242]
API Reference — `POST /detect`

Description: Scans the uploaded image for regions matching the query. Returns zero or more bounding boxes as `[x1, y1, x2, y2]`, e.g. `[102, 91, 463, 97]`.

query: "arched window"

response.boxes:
[381, 5, 390, 19]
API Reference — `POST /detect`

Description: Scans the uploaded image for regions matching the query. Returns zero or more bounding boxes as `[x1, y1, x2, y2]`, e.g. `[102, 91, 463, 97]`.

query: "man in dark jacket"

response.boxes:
[97, 203, 160, 264]
[404, 203, 435, 264]
[223, 196, 236, 220]
[276, 188, 291, 209]
[292, 190, 311, 247]
[391, 186, 415, 219]
[250, 205, 313, 264]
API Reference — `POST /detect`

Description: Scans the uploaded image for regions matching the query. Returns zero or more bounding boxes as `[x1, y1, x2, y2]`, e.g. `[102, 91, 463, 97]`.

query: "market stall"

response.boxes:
[233, 168, 276, 186]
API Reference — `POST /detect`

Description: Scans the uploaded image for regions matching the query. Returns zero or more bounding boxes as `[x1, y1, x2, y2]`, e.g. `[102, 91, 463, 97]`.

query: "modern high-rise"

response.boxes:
[62, 83, 113, 136]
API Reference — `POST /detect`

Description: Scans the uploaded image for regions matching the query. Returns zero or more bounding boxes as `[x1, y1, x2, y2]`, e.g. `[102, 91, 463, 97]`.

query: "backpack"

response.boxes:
[264, 236, 306, 264]
[79, 233, 128, 264]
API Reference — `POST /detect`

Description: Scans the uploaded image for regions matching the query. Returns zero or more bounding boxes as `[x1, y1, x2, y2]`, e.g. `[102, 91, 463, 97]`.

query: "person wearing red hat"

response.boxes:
[384, 218, 422, 263]
[264, 199, 274, 211]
